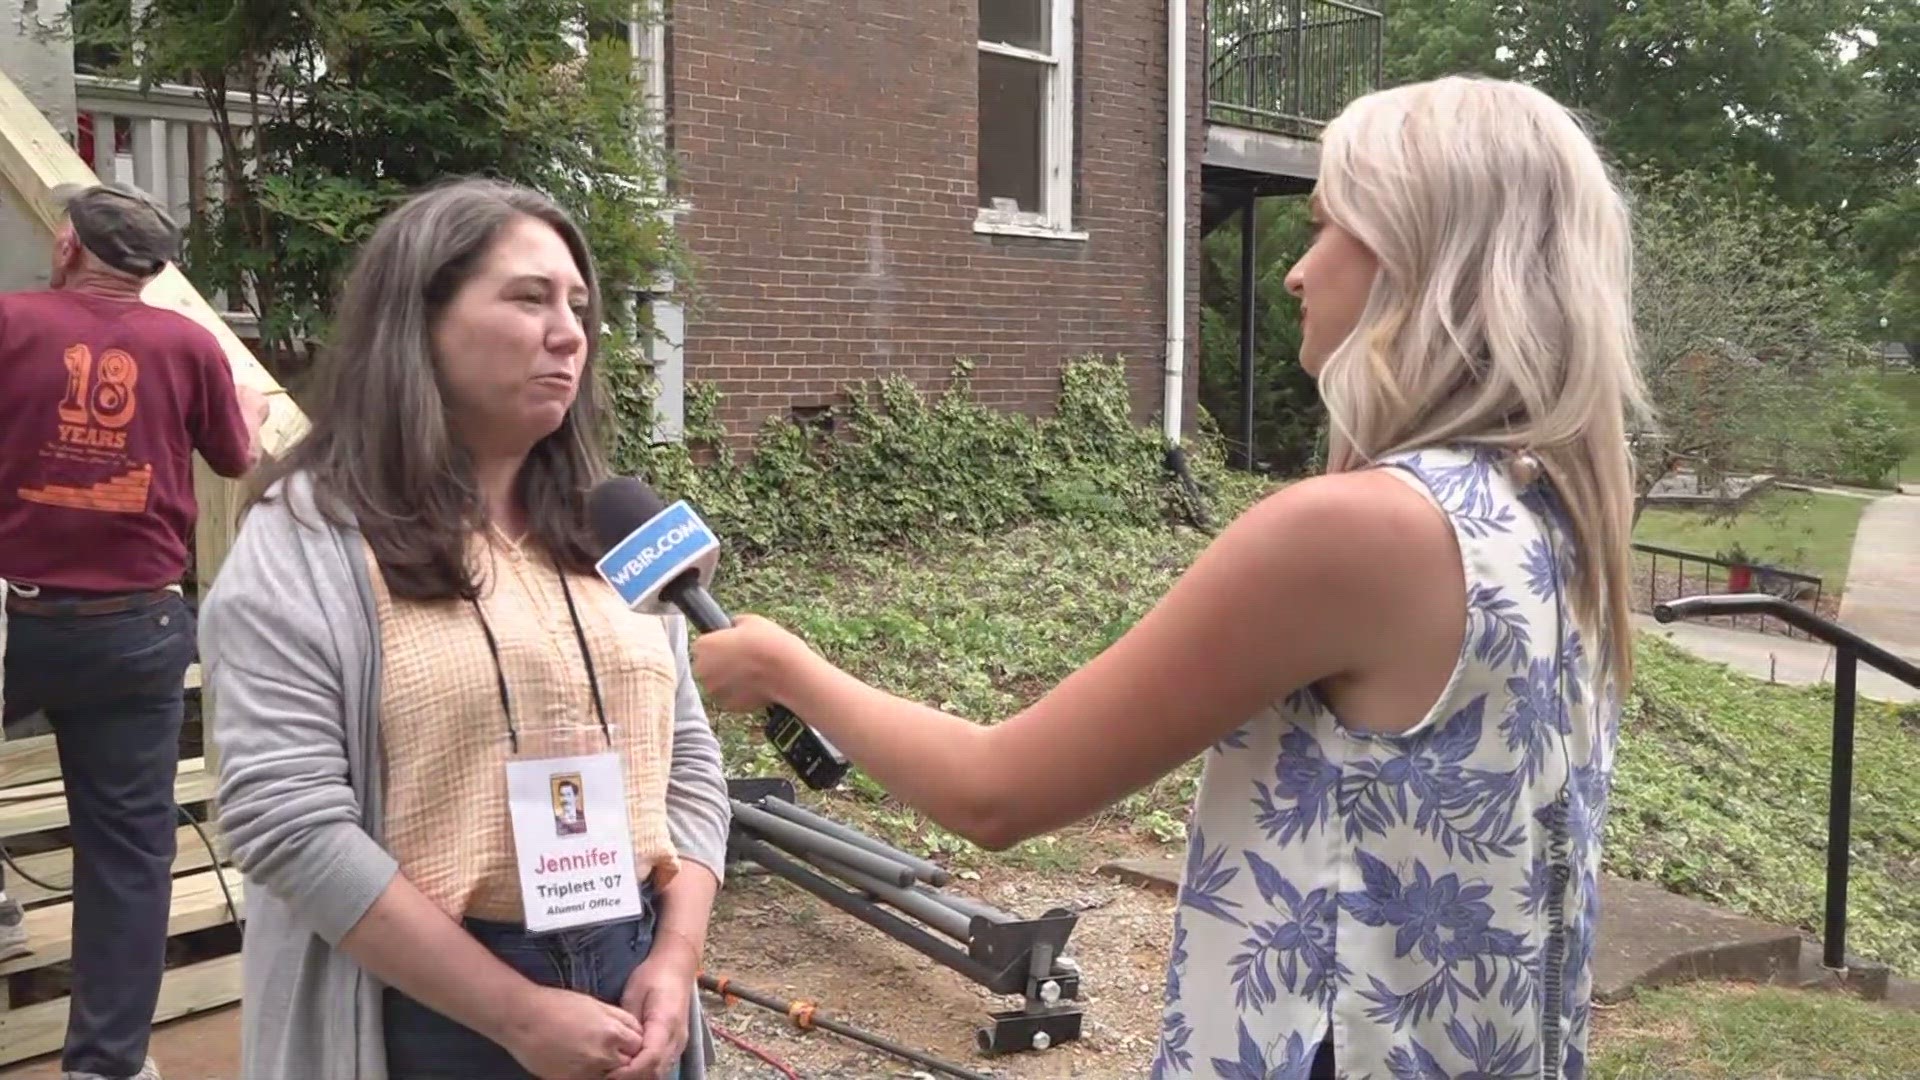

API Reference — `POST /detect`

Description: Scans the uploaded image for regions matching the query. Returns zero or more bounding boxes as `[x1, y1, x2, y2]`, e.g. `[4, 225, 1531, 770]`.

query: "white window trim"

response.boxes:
[975, 0, 1078, 239]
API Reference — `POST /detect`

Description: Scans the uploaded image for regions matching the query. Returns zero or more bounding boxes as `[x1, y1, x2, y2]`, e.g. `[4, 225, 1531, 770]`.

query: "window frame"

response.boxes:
[974, 0, 1083, 240]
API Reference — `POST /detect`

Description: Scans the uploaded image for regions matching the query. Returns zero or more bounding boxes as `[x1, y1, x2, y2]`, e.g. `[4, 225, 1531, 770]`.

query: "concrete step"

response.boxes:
[1589, 876, 1804, 1002]
[1784, 938, 1892, 1002]
[1096, 859, 1814, 1005]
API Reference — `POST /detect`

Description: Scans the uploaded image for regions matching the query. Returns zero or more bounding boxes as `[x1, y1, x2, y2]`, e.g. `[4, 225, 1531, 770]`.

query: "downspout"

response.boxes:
[1162, 0, 1210, 529]
[1163, 0, 1187, 448]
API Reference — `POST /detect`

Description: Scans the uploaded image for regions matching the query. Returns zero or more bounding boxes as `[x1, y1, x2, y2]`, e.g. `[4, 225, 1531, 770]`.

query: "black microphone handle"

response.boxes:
[664, 575, 733, 634]
[661, 575, 851, 790]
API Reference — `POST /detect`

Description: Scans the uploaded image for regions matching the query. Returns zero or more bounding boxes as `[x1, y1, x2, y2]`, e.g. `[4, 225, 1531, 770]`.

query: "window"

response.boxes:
[976, 0, 1079, 238]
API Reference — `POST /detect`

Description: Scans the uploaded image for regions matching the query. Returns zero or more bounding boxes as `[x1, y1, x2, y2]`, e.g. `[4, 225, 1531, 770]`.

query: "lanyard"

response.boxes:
[469, 561, 612, 753]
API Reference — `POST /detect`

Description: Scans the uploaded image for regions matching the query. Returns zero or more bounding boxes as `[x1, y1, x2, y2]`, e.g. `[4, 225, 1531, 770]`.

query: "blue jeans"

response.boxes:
[1, 589, 196, 1078]
[383, 903, 681, 1080]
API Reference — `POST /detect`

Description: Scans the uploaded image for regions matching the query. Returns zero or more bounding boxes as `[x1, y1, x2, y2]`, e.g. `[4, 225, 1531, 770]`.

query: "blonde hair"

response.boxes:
[1314, 75, 1650, 694]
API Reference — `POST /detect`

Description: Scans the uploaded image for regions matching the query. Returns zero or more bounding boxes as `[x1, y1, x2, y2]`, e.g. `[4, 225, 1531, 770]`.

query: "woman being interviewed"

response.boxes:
[198, 179, 728, 1080]
[694, 76, 1646, 1080]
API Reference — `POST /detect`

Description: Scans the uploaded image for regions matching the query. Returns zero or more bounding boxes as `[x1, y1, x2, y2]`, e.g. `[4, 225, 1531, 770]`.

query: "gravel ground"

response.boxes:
[697, 852, 1181, 1079]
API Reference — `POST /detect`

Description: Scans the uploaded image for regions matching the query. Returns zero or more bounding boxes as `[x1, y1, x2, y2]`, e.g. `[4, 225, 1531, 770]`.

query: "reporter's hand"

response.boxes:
[497, 984, 644, 1080]
[689, 613, 812, 712]
[607, 942, 697, 1079]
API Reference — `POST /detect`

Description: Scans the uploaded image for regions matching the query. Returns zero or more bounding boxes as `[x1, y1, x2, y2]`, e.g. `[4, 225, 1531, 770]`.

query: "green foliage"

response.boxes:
[1812, 375, 1912, 488]
[1608, 637, 1920, 973]
[1197, 199, 1326, 476]
[709, 483, 1266, 865]
[1628, 169, 1874, 497]
[618, 358, 1242, 561]
[708, 473, 1920, 976]
[1592, 984, 1920, 1080]
[1381, 0, 1919, 343]
[1870, 369, 1920, 486]
[1731, 368, 1911, 490]
[75, 0, 682, 379]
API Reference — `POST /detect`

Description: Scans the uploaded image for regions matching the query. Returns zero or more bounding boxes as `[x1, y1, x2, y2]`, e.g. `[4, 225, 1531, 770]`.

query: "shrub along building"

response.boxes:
[0, 1, 1386, 451]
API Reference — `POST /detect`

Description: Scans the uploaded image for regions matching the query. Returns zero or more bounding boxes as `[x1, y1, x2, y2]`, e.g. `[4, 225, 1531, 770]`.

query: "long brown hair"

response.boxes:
[251, 177, 612, 601]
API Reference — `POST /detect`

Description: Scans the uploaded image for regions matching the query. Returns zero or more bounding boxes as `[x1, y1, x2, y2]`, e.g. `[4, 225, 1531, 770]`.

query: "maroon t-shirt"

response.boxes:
[0, 290, 253, 593]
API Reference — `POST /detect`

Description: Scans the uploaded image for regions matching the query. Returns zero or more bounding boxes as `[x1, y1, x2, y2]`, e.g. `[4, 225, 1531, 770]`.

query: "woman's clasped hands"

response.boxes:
[498, 950, 692, 1080]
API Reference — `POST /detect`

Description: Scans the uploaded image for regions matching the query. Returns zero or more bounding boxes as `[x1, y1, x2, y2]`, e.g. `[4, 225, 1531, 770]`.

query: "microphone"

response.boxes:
[587, 476, 851, 791]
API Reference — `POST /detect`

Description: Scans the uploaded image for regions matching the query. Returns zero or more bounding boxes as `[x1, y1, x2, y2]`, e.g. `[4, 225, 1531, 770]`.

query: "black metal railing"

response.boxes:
[1205, 0, 1385, 139]
[1655, 594, 1920, 973]
[1634, 542, 1825, 641]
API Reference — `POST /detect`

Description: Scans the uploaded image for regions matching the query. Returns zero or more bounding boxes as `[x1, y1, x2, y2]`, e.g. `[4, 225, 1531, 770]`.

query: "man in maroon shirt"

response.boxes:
[0, 182, 266, 1080]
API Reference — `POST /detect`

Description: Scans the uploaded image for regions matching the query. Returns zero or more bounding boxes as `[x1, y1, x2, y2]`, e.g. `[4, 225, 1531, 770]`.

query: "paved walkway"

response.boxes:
[1636, 614, 1919, 703]
[1837, 490, 1920, 664]
[1640, 487, 1920, 700]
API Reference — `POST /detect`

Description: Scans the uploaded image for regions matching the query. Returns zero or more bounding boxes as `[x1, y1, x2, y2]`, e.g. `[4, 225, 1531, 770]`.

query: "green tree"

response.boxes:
[1629, 169, 1881, 508]
[1381, 1, 1881, 207]
[73, 0, 681, 413]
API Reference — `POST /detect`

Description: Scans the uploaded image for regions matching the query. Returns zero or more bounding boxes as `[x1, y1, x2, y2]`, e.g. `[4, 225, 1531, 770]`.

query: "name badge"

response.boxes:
[505, 751, 647, 933]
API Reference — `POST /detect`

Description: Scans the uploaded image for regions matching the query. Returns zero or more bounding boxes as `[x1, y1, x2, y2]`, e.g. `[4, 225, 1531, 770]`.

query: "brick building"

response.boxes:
[637, 1, 1386, 446]
[0, 1, 1385, 451]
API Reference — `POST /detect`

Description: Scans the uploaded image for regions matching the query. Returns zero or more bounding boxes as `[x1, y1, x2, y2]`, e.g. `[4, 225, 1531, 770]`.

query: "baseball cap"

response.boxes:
[50, 181, 181, 277]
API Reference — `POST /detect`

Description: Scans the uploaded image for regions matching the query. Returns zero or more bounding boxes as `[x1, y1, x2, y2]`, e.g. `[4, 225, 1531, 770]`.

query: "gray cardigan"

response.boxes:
[198, 472, 728, 1079]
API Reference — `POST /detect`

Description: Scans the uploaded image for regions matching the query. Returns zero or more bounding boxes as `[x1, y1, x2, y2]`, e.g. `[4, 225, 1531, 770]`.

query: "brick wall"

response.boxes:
[667, 0, 1204, 439]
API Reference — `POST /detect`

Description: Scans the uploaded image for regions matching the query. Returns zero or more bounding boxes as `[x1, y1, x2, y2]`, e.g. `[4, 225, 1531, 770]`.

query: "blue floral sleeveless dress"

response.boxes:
[1152, 444, 1619, 1080]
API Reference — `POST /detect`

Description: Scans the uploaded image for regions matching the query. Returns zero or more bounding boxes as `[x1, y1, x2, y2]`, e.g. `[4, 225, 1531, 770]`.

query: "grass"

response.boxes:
[716, 478, 1920, 971]
[1611, 638, 1920, 971]
[1632, 489, 1870, 590]
[716, 503, 1232, 869]
[1875, 368, 1920, 488]
[1590, 984, 1920, 1079]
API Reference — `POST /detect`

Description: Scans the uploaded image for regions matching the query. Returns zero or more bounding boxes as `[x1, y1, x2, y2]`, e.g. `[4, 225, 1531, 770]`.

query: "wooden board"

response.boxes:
[0, 761, 213, 841]
[6, 824, 226, 908]
[0, 867, 243, 978]
[0, 757, 208, 806]
[0, 954, 240, 1067]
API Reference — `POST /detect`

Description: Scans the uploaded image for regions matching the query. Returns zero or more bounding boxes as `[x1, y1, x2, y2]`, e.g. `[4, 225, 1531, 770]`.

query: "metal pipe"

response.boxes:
[797, 850, 974, 942]
[923, 888, 1014, 923]
[1162, 0, 1188, 445]
[732, 838, 1003, 988]
[1824, 648, 1858, 970]
[756, 796, 951, 885]
[1655, 595, 1920, 688]
[699, 972, 996, 1080]
[730, 801, 915, 888]
[1239, 182, 1256, 469]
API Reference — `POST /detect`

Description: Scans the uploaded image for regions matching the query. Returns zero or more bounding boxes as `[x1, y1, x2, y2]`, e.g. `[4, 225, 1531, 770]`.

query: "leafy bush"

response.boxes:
[1743, 369, 1912, 487]
[1820, 375, 1911, 486]
[619, 357, 1249, 561]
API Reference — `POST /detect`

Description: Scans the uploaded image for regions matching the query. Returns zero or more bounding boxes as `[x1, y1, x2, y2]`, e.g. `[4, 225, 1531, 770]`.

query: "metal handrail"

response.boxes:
[1653, 593, 1920, 972]
[1637, 544, 1824, 640]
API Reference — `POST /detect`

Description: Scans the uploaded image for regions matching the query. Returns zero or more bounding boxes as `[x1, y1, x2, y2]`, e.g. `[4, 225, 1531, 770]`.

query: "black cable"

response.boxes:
[0, 799, 240, 936]
[0, 837, 68, 893]
[179, 802, 243, 934]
